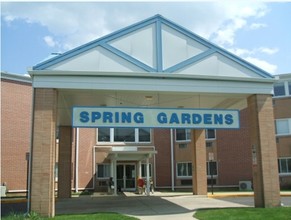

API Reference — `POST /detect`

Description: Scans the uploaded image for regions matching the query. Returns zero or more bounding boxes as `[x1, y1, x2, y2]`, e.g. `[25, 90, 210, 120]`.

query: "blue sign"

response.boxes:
[72, 107, 240, 129]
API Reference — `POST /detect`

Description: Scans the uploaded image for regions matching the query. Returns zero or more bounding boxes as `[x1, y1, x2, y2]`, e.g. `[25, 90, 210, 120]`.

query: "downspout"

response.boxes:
[75, 128, 79, 193]
[170, 129, 175, 191]
[26, 87, 35, 214]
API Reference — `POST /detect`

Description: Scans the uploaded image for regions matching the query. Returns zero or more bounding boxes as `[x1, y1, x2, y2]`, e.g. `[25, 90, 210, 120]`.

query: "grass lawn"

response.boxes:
[194, 207, 291, 220]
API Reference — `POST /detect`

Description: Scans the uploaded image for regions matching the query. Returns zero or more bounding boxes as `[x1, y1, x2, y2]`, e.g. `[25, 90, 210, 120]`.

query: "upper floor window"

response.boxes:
[175, 129, 191, 142]
[278, 158, 291, 174]
[273, 80, 291, 97]
[275, 118, 291, 136]
[205, 129, 216, 140]
[97, 128, 151, 143]
[274, 82, 286, 96]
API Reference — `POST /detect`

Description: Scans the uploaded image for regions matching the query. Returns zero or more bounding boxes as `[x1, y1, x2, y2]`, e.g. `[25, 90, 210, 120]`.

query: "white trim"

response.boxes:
[75, 128, 79, 193]
[170, 129, 175, 191]
[30, 70, 275, 95]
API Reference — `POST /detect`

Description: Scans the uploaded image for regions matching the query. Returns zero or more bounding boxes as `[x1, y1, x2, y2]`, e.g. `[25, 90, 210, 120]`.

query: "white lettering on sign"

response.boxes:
[72, 107, 240, 129]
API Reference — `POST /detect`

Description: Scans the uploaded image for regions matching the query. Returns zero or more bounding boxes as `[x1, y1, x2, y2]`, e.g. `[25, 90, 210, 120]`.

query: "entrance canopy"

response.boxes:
[29, 14, 275, 126]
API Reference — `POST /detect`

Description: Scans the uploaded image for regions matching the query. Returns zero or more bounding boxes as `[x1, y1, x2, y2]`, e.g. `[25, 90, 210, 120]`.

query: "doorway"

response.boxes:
[117, 164, 136, 191]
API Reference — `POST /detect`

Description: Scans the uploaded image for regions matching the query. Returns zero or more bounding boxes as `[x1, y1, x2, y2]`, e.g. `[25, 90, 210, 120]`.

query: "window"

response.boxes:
[97, 128, 151, 143]
[177, 162, 192, 177]
[138, 128, 151, 142]
[206, 161, 217, 176]
[141, 163, 152, 177]
[176, 129, 191, 142]
[278, 158, 291, 174]
[114, 128, 135, 142]
[205, 129, 216, 140]
[274, 82, 286, 96]
[275, 119, 291, 135]
[97, 164, 110, 178]
[98, 128, 110, 142]
[288, 81, 291, 95]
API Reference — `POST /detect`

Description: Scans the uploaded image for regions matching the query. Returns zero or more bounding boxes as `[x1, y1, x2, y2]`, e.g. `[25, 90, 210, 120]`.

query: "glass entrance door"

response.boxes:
[116, 164, 136, 191]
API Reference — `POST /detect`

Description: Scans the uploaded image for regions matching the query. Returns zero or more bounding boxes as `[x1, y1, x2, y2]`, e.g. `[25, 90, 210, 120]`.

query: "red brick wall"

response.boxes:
[216, 108, 253, 185]
[1, 79, 32, 191]
[78, 128, 95, 189]
[154, 129, 172, 187]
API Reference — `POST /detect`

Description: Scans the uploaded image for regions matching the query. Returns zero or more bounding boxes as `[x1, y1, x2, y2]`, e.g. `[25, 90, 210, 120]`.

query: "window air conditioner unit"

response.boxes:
[239, 181, 252, 191]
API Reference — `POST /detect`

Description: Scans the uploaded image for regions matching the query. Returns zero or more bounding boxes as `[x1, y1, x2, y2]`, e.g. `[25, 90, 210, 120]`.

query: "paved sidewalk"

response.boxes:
[57, 192, 253, 220]
[2, 192, 291, 219]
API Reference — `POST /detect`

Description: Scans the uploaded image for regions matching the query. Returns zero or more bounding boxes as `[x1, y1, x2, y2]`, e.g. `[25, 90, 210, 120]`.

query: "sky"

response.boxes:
[1, 1, 291, 76]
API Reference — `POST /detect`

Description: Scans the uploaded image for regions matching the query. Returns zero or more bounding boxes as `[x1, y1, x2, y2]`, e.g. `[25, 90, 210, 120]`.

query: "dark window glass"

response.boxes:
[280, 159, 287, 173]
[207, 161, 217, 175]
[141, 164, 152, 177]
[206, 129, 215, 139]
[97, 164, 110, 178]
[114, 128, 135, 142]
[274, 83, 285, 96]
[98, 128, 110, 142]
[177, 163, 192, 177]
[288, 159, 291, 173]
[176, 129, 190, 141]
[139, 128, 151, 142]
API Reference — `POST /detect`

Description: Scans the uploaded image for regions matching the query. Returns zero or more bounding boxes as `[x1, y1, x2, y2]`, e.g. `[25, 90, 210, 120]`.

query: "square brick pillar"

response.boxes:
[247, 94, 281, 207]
[191, 129, 207, 195]
[58, 126, 72, 198]
[30, 89, 57, 217]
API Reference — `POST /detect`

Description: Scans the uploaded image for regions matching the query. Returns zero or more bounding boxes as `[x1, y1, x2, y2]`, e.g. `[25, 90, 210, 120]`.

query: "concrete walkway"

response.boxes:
[56, 192, 254, 220]
[2, 192, 290, 219]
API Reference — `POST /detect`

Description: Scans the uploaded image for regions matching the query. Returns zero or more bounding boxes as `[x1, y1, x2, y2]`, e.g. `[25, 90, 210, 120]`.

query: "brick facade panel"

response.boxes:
[1, 79, 32, 191]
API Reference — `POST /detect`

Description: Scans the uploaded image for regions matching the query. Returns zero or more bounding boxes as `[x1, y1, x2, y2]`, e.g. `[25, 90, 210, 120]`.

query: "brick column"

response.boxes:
[30, 89, 57, 217]
[58, 126, 72, 198]
[247, 94, 281, 207]
[191, 129, 207, 195]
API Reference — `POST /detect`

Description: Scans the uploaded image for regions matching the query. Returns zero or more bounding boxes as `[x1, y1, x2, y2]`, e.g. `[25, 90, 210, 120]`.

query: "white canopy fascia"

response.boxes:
[30, 70, 275, 95]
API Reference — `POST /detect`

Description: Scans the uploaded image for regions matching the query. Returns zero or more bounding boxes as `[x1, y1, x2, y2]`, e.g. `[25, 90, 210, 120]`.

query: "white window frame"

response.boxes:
[97, 128, 151, 144]
[96, 163, 111, 179]
[176, 162, 192, 178]
[275, 118, 291, 136]
[205, 129, 216, 140]
[175, 129, 191, 142]
[278, 158, 291, 175]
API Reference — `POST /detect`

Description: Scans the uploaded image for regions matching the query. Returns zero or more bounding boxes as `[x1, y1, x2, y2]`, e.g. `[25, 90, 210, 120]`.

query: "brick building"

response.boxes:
[1, 15, 284, 216]
[1, 73, 32, 192]
[1, 72, 290, 192]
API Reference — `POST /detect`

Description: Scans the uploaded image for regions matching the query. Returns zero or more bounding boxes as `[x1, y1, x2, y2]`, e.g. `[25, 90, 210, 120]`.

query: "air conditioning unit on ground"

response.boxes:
[239, 181, 252, 191]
